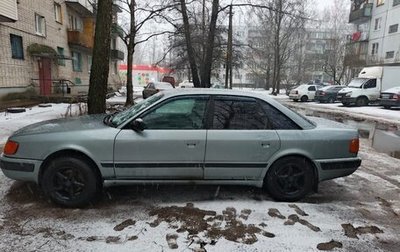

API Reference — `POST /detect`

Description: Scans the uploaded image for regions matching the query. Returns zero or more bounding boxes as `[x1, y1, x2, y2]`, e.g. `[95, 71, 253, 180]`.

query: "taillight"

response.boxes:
[349, 138, 359, 154]
[4, 140, 19, 155]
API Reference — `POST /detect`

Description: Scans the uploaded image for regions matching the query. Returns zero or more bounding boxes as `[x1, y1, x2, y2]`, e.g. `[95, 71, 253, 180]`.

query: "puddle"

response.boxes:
[296, 108, 400, 159]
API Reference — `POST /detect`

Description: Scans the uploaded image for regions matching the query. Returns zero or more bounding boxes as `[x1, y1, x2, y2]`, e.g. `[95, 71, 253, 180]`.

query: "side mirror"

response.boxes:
[130, 118, 145, 132]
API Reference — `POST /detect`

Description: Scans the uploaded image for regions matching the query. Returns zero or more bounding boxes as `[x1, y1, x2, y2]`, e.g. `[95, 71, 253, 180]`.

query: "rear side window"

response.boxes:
[308, 86, 316, 91]
[260, 102, 301, 130]
[211, 97, 270, 130]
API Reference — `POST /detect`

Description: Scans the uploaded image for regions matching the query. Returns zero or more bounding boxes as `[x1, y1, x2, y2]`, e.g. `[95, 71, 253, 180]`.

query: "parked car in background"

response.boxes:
[315, 85, 346, 103]
[1, 89, 361, 207]
[142, 81, 174, 99]
[379, 86, 400, 109]
[289, 84, 321, 102]
[178, 80, 194, 88]
[286, 85, 299, 96]
[337, 66, 400, 107]
[161, 76, 176, 86]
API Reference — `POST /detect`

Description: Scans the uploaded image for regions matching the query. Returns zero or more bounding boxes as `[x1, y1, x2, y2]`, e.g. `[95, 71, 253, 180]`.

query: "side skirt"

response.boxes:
[103, 179, 264, 188]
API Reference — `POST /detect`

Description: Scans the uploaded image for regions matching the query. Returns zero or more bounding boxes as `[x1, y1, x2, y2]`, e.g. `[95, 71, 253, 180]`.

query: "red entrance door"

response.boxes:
[38, 58, 52, 96]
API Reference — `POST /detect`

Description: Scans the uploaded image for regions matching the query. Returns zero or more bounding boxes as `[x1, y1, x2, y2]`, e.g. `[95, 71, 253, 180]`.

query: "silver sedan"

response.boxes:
[0, 89, 361, 207]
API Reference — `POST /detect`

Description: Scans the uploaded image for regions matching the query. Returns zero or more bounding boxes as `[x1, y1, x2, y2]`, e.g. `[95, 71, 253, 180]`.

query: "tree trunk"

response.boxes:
[88, 0, 113, 114]
[201, 0, 219, 88]
[180, 0, 201, 87]
[125, 1, 136, 106]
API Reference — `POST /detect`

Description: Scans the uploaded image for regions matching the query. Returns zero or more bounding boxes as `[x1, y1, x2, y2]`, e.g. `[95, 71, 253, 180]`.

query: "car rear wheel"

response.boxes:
[41, 156, 101, 207]
[328, 97, 335, 103]
[265, 156, 314, 202]
[383, 105, 391, 109]
[300, 95, 308, 102]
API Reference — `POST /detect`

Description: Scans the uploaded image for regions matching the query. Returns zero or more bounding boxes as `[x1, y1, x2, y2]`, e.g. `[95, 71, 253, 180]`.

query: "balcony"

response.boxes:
[68, 30, 93, 50]
[349, 3, 372, 23]
[110, 49, 124, 60]
[66, 0, 94, 17]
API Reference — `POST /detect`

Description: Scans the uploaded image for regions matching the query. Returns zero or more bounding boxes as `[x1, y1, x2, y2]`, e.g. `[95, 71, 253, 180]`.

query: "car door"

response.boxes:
[362, 79, 379, 100]
[308, 85, 317, 100]
[113, 95, 209, 179]
[204, 96, 281, 180]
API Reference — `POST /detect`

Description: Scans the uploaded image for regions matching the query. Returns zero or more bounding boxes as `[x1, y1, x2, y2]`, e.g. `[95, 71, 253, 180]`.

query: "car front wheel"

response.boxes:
[41, 156, 101, 207]
[265, 156, 314, 202]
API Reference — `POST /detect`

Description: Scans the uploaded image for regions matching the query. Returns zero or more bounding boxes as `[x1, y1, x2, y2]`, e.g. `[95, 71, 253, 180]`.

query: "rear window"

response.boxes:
[155, 82, 173, 89]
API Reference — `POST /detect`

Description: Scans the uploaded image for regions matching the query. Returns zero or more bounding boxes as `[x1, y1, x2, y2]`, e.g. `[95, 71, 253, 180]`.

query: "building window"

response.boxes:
[72, 52, 82, 72]
[374, 18, 382, 30]
[35, 13, 46, 36]
[389, 24, 398, 33]
[372, 43, 379, 55]
[10, 34, 24, 60]
[57, 47, 65, 66]
[394, 0, 400, 6]
[377, 0, 385, 6]
[68, 15, 82, 30]
[385, 51, 395, 59]
[54, 3, 62, 23]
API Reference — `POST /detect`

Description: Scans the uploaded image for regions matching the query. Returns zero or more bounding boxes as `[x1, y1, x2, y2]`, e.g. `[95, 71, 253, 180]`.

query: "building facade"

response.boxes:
[346, 0, 400, 77]
[0, 0, 124, 98]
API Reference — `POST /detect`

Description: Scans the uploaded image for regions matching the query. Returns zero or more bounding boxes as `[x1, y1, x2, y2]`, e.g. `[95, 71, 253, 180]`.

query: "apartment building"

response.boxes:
[346, 0, 400, 76]
[0, 0, 124, 98]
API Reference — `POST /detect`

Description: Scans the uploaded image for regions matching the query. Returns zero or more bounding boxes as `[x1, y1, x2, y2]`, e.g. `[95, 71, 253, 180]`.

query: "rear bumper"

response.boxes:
[0, 154, 41, 183]
[316, 157, 361, 181]
[379, 99, 400, 107]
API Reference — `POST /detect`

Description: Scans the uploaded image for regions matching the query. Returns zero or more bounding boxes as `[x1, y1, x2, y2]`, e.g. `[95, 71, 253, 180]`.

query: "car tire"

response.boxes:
[293, 99, 298, 102]
[383, 105, 391, 109]
[342, 102, 350, 107]
[328, 97, 335, 103]
[41, 156, 101, 207]
[300, 95, 308, 102]
[265, 156, 314, 202]
[355, 97, 368, 107]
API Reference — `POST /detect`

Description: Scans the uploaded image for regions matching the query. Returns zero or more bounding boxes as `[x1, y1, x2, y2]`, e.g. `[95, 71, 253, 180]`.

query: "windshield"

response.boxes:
[348, 78, 368, 88]
[110, 93, 163, 126]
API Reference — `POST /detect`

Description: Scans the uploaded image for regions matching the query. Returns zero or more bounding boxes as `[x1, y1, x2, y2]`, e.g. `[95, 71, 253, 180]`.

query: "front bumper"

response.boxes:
[316, 157, 361, 181]
[0, 154, 42, 183]
[337, 96, 356, 104]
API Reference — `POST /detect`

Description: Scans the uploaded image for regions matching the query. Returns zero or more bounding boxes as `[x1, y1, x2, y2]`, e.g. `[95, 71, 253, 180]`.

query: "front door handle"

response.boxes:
[186, 141, 199, 148]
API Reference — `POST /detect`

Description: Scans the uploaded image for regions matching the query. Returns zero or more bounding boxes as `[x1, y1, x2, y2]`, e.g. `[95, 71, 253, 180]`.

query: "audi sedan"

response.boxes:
[0, 89, 361, 207]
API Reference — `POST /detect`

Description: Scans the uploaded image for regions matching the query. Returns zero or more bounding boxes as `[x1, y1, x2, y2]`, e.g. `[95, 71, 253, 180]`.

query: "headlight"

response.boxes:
[345, 92, 352, 97]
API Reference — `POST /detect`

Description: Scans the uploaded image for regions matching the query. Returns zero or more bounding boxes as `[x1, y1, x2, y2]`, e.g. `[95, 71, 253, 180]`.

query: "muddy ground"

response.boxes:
[0, 138, 399, 251]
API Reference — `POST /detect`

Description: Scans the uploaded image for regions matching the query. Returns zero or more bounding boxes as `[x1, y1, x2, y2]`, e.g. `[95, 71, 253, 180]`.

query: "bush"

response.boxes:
[1, 88, 37, 101]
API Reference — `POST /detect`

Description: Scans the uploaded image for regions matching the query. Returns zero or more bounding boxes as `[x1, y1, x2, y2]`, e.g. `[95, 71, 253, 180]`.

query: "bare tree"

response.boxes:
[116, 0, 174, 105]
[321, 0, 351, 85]
[88, 0, 113, 114]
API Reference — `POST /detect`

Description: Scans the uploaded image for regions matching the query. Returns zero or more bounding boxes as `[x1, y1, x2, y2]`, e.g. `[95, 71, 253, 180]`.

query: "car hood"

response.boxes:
[339, 87, 357, 93]
[12, 114, 108, 137]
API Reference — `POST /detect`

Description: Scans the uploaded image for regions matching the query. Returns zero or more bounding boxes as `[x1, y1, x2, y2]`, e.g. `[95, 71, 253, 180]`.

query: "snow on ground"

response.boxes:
[0, 91, 400, 251]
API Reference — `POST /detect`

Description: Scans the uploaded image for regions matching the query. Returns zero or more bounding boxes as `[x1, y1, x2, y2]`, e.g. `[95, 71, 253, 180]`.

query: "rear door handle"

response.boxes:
[261, 142, 270, 148]
[186, 141, 199, 148]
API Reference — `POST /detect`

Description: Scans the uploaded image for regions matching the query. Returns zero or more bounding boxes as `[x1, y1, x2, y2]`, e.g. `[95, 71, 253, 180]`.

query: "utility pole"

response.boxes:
[225, 4, 233, 89]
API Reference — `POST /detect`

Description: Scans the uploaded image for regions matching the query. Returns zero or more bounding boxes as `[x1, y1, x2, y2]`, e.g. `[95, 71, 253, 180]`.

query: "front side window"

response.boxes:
[142, 97, 208, 129]
[35, 13, 46, 36]
[72, 51, 82, 72]
[364, 79, 377, 89]
[10, 34, 24, 60]
[211, 97, 270, 130]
